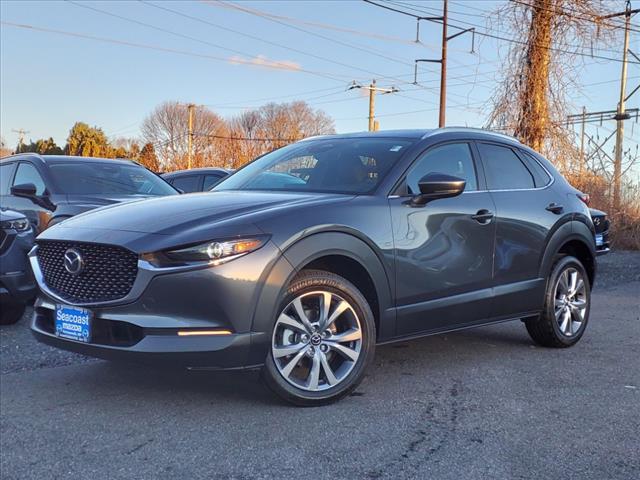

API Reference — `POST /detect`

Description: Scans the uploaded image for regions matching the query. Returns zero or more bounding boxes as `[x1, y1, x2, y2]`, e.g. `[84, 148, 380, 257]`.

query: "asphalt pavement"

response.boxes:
[1, 251, 639, 479]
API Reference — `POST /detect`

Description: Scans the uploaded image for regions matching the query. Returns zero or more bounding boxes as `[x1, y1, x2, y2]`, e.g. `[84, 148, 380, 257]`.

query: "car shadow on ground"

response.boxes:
[78, 320, 534, 407]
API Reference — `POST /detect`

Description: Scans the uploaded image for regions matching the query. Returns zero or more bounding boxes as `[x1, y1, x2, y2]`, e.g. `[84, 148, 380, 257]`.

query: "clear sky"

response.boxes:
[1, 0, 638, 171]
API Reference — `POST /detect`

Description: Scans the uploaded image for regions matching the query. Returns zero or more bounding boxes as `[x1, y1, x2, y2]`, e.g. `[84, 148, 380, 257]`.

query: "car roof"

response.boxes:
[162, 167, 231, 177]
[301, 127, 521, 145]
[0, 154, 138, 166]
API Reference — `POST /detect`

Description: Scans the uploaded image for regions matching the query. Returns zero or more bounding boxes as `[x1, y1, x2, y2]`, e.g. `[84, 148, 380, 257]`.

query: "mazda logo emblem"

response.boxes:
[63, 248, 84, 275]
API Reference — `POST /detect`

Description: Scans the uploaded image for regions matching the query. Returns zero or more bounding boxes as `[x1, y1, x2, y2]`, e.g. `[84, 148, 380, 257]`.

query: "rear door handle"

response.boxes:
[546, 203, 564, 214]
[471, 209, 494, 224]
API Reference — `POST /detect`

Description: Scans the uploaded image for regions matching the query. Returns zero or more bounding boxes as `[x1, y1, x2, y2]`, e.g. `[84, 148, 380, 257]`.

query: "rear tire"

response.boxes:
[262, 269, 376, 406]
[0, 303, 25, 325]
[525, 256, 591, 348]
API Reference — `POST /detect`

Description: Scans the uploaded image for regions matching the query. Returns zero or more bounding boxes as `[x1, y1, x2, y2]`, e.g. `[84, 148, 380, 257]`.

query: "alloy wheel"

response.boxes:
[554, 267, 588, 337]
[272, 290, 363, 392]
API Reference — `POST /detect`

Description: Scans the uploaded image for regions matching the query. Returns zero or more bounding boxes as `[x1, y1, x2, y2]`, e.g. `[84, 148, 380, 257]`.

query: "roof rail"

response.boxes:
[422, 127, 520, 143]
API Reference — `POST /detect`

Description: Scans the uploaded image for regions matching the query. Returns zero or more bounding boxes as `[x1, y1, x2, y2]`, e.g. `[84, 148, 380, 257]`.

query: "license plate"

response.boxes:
[55, 305, 92, 343]
[595, 233, 604, 247]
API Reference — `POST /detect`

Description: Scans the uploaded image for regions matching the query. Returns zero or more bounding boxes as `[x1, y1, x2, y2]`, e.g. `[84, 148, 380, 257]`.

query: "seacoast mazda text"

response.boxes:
[31, 129, 598, 406]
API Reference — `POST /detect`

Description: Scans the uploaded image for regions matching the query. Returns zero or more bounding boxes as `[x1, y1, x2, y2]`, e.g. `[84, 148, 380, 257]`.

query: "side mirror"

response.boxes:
[412, 173, 466, 206]
[10, 183, 38, 198]
[10, 183, 55, 210]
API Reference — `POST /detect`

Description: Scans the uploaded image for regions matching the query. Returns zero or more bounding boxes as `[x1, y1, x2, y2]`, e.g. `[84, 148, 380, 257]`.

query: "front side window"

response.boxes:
[478, 143, 535, 190]
[13, 163, 46, 195]
[48, 163, 177, 196]
[214, 138, 414, 194]
[405, 143, 478, 195]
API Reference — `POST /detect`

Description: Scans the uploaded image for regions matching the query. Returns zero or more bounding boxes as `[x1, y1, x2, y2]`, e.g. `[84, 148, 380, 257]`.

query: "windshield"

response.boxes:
[49, 162, 178, 196]
[214, 138, 414, 194]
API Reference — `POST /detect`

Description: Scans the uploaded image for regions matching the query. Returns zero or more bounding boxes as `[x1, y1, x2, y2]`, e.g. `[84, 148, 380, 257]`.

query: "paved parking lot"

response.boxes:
[1, 251, 639, 480]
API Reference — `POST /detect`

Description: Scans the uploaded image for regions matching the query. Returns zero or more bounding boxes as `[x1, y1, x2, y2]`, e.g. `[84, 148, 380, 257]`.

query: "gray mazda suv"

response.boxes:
[30, 128, 597, 406]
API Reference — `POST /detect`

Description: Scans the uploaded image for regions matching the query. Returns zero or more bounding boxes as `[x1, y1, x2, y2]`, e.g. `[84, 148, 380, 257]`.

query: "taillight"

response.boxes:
[576, 193, 590, 205]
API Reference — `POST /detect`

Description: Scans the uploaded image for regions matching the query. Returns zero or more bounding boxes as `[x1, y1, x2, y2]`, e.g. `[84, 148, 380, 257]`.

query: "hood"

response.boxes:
[48, 191, 355, 237]
[65, 193, 159, 209]
[0, 208, 27, 222]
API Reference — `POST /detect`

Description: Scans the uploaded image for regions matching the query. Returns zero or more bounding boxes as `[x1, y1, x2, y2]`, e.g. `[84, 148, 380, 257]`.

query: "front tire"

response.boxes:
[525, 256, 591, 348]
[262, 270, 376, 406]
[0, 302, 25, 325]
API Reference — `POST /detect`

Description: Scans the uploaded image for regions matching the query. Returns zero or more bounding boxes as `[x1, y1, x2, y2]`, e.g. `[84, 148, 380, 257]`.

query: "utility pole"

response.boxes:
[12, 128, 29, 151]
[348, 80, 399, 131]
[566, 106, 639, 178]
[580, 106, 586, 173]
[412, 0, 473, 128]
[439, 0, 448, 128]
[187, 103, 195, 170]
[601, 1, 639, 212]
[369, 80, 376, 132]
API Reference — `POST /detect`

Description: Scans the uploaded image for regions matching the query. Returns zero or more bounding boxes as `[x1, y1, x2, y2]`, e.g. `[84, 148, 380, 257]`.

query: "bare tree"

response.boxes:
[487, 0, 616, 169]
[226, 101, 335, 167]
[141, 102, 227, 171]
[0, 136, 12, 158]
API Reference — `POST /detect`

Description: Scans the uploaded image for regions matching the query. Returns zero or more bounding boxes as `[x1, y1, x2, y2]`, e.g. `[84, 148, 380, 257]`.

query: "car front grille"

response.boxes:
[37, 240, 138, 303]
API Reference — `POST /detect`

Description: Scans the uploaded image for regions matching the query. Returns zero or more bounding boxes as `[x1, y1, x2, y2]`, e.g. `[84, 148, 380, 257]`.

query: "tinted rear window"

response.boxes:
[171, 175, 202, 193]
[477, 143, 535, 190]
[519, 151, 552, 187]
[203, 174, 224, 191]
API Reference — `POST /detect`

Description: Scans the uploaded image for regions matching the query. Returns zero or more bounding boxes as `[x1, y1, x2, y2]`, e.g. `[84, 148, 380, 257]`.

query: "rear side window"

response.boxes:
[0, 163, 15, 195]
[171, 175, 202, 193]
[13, 162, 46, 195]
[477, 143, 535, 190]
[406, 142, 478, 194]
[519, 151, 552, 188]
[203, 174, 224, 191]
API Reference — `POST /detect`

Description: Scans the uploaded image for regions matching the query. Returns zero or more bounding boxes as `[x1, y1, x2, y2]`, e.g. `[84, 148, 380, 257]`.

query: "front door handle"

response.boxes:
[471, 209, 494, 224]
[546, 203, 564, 214]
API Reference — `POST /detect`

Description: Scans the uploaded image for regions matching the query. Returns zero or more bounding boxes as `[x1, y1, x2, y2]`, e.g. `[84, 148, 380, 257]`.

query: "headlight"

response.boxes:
[141, 236, 268, 268]
[0, 218, 30, 232]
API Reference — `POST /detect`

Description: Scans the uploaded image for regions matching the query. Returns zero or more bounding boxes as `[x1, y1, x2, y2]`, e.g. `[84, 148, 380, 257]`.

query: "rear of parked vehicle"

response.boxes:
[28, 129, 598, 406]
[162, 168, 232, 193]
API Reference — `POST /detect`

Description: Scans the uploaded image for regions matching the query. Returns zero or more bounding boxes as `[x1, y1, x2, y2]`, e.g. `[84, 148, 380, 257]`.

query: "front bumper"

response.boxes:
[0, 227, 36, 305]
[0, 270, 36, 304]
[31, 301, 260, 369]
[595, 232, 610, 256]
[29, 241, 281, 369]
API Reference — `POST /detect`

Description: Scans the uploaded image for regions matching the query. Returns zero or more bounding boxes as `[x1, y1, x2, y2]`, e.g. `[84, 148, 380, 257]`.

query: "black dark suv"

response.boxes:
[0, 154, 178, 233]
[30, 129, 597, 406]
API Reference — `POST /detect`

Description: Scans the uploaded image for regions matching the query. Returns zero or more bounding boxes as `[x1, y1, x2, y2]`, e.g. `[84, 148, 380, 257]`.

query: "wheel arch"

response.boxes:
[249, 231, 394, 361]
[540, 220, 596, 286]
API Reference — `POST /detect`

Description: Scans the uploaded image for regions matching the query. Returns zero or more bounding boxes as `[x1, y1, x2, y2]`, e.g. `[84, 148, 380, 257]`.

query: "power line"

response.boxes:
[207, 0, 441, 90]
[0, 21, 358, 82]
[65, 1, 353, 84]
[511, 0, 640, 33]
[140, 0, 416, 83]
[204, 0, 420, 46]
[210, 0, 414, 68]
[370, 0, 640, 64]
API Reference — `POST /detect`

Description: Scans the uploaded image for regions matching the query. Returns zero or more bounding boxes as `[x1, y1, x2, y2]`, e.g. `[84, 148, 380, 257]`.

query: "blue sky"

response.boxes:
[1, 0, 638, 166]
